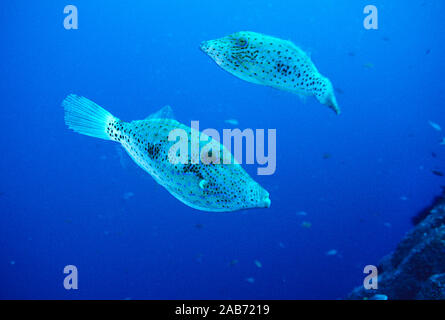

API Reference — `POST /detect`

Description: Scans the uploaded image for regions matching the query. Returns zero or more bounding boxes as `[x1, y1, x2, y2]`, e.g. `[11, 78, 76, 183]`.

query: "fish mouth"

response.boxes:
[260, 190, 271, 208]
[263, 196, 271, 208]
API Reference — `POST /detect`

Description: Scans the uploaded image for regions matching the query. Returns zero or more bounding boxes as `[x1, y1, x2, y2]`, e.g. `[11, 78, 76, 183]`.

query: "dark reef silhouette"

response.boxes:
[348, 188, 445, 300]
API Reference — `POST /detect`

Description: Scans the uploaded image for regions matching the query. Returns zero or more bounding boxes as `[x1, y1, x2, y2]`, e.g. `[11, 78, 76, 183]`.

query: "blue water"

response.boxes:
[1, 0, 444, 299]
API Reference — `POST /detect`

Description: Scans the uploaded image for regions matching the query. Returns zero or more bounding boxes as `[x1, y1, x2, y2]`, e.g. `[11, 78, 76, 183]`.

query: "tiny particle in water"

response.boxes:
[369, 294, 388, 300]
[10, 260, 15, 265]
[229, 259, 238, 266]
[322, 153, 331, 159]
[325, 249, 337, 256]
[195, 253, 203, 263]
[245, 277, 255, 284]
[301, 221, 312, 229]
[122, 192, 135, 200]
[363, 62, 374, 69]
[432, 152, 437, 158]
[440, 138, 445, 145]
[425, 49, 431, 55]
[278, 242, 285, 248]
[254, 260, 262, 268]
[400, 196, 409, 201]
[383, 222, 392, 228]
[296, 211, 307, 216]
[195, 223, 204, 229]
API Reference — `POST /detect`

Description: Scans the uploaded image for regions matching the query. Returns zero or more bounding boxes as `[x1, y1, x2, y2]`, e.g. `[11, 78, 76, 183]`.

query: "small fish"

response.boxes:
[429, 121, 442, 131]
[201, 31, 340, 114]
[63, 95, 270, 212]
[301, 221, 312, 229]
[254, 260, 262, 268]
[224, 119, 239, 126]
[382, 36, 390, 42]
[432, 170, 444, 177]
[363, 62, 374, 69]
[325, 249, 337, 256]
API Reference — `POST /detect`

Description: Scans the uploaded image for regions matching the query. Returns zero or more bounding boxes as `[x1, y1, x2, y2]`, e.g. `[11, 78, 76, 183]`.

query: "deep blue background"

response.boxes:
[0, 0, 444, 299]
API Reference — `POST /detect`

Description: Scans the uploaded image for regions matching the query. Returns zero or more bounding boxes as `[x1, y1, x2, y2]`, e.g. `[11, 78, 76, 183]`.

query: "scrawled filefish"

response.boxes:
[201, 31, 340, 114]
[62, 94, 270, 212]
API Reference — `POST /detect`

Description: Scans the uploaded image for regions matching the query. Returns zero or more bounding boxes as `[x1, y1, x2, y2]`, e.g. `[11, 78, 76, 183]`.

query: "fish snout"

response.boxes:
[260, 190, 271, 208]
[200, 41, 210, 53]
[263, 196, 271, 208]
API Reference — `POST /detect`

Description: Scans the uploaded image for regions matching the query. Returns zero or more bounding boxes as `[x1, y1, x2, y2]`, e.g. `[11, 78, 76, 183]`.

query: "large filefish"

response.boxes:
[62, 94, 270, 212]
[200, 31, 340, 114]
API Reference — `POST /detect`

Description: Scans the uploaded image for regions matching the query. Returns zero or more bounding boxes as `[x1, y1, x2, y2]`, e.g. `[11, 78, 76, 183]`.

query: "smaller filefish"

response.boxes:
[201, 31, 340, 114]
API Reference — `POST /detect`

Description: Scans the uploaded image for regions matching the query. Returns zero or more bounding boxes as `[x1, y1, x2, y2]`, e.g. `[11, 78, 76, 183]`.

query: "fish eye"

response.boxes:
[236, 38, 248, 48]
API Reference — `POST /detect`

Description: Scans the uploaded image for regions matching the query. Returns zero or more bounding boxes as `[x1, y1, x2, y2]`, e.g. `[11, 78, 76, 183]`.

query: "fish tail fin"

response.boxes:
[62, 94, 119, 140]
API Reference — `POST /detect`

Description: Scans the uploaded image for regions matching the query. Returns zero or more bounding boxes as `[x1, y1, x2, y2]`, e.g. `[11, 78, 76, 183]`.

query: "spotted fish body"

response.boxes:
[201, 31, 340, 114]
[63, 94, 270, 212]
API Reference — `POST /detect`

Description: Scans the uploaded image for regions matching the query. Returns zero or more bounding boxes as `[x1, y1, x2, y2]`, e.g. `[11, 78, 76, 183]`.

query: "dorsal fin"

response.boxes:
[146, 105, 175, 120]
